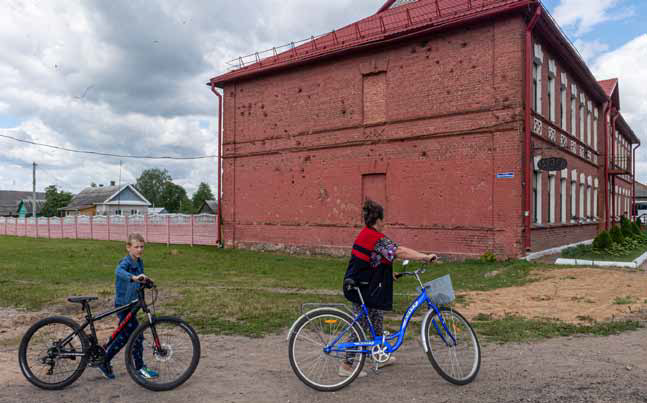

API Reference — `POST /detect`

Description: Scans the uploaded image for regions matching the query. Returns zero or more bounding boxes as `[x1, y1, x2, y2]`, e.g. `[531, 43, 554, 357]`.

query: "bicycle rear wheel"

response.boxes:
[18, 316, 89, 390]
[423, 307, 480, 385]
[125, 316, 201, 391]
[288, 308, 366, 392]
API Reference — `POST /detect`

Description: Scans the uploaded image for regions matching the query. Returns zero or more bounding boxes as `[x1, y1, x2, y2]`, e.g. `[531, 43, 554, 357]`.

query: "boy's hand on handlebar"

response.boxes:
[393, 271, 401, 281]
[132, 274, 151, 283]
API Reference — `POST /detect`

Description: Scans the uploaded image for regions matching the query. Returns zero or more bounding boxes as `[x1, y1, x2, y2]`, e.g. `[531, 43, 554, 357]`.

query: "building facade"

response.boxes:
[209, 0, 640, 258]
[61, 184, 151, 216]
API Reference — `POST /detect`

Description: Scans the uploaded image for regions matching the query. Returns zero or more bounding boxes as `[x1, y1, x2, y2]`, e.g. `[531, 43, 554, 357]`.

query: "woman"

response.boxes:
[340, 199, 436, 377]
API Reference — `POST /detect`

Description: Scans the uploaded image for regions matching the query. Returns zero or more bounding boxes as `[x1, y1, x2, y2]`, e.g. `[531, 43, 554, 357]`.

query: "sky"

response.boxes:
[0, 0, 646, 197]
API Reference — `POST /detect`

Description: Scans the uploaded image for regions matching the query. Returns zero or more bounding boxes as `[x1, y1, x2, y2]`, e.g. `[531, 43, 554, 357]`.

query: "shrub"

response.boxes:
[609, 225, 625, 244]
[621, 217, 634, 238]
[592, 231, 612, 250]
[479, 251, 497, 263]
[632, 221, 642, 235]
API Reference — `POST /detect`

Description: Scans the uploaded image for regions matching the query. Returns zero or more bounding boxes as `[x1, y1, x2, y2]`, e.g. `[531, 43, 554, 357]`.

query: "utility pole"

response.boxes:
[32, 162, 37, 218]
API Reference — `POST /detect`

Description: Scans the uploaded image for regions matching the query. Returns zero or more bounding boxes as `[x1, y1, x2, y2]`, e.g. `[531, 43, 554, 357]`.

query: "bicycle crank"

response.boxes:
[370, 345, 391, 364]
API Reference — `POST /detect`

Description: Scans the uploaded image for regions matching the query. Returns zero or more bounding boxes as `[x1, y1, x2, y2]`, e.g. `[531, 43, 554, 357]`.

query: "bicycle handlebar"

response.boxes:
[394, 263, 428, 279]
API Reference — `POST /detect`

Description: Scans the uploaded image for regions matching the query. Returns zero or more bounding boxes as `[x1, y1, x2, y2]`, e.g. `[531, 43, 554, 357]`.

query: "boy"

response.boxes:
[97, 233, 158, 380]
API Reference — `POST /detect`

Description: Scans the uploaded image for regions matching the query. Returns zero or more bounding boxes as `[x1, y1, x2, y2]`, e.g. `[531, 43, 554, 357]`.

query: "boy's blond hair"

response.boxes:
[127, 233, 145, 246]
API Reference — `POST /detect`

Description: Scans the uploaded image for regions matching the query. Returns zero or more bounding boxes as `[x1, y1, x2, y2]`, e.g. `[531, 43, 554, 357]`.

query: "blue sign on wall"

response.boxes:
[496, 172, 514, 179]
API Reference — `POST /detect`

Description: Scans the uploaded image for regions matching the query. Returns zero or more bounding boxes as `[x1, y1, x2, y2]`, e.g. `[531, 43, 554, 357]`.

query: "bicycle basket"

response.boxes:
[420, 274, 455, 305]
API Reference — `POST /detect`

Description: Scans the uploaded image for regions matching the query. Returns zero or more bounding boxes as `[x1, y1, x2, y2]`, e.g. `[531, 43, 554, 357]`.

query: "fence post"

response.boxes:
[61, 216, 64, 239]
[107, 215, 111, 241]
[191, 215, 194, 247]
[126, 214, 129, 238]
[15, 217, 18, 236]
[35, 216, 38, 239]
[167, 215, 170, 246]
[90, 215, 93, 240]
[47, 217, 51, 239]
[145, 214, 148, 241]
[74, 215, 78, 239]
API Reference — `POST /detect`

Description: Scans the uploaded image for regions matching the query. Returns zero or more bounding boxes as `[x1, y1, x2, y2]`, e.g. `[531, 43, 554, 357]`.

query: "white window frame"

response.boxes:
[533, 44, 544, 115]
[579, 93, 586, 143]
[561, 169, 568, 223]
[548, 171, 556, 223]
[548, 60, 556, 122]
[571, 169, 577, 223]
[593, 178, 599, 219]
[533, 156, 542, 224]
[570, 84, 577, 136]
[579, 173, 586, 223]
[586, 176, 592, 221]
[560, 73, 568, 130]
[593, 108, 599, 152]
[586, 101, 592, 147]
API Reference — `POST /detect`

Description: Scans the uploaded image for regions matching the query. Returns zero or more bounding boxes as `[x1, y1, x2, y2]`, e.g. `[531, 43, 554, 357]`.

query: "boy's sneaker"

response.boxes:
[138, 366, 159, 379]
[337, 365, 367, 378]
[97, 362, 115, 380]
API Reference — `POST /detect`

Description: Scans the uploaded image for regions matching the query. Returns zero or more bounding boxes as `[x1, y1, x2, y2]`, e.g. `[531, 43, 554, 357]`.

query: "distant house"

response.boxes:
[148, 207, 168, 215]
[198, 200, 218, 215]
[17, 199, 47, 218]
[0, 191, 46, 217]
[60, 184, 151, 216]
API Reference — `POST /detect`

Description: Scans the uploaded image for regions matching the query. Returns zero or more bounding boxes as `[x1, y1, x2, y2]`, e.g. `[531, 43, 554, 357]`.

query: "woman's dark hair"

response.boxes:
[362, 199, 384, 227]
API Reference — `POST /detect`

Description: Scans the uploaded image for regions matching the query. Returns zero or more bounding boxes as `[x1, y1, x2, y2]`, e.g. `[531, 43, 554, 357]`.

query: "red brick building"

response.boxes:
[209, 0, 640, 258]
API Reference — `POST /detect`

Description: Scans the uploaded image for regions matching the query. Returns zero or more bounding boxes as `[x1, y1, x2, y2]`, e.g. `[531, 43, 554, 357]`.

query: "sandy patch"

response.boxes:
[458, 267, 647, 323]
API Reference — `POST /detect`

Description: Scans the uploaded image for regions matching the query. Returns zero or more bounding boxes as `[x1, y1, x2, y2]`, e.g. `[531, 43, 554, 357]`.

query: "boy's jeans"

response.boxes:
[104, 310, 144, 369]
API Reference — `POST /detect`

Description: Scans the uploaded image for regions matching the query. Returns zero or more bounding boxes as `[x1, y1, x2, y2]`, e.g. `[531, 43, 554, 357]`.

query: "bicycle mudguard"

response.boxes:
[420, 309, 436, 353]
[286, 307, 354, 341]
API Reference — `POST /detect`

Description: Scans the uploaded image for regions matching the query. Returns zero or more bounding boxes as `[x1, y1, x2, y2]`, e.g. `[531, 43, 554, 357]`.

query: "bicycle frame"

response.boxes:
[326, 281, 457, 356]
[53, 286, 160, 359]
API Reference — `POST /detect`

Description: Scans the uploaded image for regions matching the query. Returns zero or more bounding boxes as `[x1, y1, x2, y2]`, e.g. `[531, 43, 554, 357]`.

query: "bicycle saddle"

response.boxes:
[67, 296, 98, 304]
[343, 278, 357, 289]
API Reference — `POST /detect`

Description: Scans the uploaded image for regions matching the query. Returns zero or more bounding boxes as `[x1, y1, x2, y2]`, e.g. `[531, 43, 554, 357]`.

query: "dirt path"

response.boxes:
[2, 267, 647, 402]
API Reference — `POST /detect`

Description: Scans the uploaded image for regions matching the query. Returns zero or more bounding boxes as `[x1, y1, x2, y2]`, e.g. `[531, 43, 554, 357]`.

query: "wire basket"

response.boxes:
[420, 274, 455, 305]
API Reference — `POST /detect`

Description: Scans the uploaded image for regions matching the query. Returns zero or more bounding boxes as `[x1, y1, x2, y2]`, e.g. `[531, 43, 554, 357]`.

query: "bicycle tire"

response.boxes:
[288, 308, 367, 392]
[125, 316, 201, 391]
[18, 316, 89, 390]
[423, 307, 481, 385]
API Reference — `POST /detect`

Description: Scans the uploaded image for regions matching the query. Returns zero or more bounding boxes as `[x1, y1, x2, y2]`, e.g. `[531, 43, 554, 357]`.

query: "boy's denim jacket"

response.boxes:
[115, 255, 144, 307]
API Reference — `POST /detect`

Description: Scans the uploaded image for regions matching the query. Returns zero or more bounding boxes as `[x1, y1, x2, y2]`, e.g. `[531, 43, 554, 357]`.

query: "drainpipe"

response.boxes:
[633, 142, 640, 220]
[610, 111, 619, 226]
[603, 102, 610, 229]
[210, 82, 223, 246]
[524, 4, 542, 251]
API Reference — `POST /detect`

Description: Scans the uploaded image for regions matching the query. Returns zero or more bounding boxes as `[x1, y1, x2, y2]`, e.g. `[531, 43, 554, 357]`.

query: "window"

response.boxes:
[570, 170, 577, 222]
[579, 174, 585, 222]
[593, 178, 599, 219]
[579, 94, 585, 143]
[533, 44, 544, 115]
[586, 101, 592, 147]
[560, 73, 568, 130]
[533, 157, 542, 224]
[561, 171, 567, 223]
[548, 60, 556, 122]
[587, 176, 592, 220]
[131, 209, 137, 215]
[570, 84, 577, 135]
[115, 209, 122, 216]
[593, 108, 599, 152]
[548, 172, 555, 223]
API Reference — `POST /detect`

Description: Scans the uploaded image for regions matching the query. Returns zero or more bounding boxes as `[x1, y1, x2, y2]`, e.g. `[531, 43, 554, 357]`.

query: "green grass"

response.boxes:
[561, 242, 647, 262]
[0, 236, 640, 341]
[472, 314, 643, 343]
[612, 295, 636, 305]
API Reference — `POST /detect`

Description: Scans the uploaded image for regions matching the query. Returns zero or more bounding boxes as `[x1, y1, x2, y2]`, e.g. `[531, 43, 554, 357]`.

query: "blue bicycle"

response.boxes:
[287, 261, 481, 391]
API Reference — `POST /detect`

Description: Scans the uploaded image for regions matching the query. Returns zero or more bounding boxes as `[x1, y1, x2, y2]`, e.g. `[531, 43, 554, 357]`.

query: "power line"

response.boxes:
[0, 133, 217, 160]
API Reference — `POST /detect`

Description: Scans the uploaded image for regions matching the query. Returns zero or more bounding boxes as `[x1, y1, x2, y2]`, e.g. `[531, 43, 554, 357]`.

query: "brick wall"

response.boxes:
[220, 16, 530, 258]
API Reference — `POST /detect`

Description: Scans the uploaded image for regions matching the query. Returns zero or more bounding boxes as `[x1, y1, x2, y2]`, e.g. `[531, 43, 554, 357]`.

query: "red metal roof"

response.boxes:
[598, 78, 617, 98]
[210, 0, 532, 86]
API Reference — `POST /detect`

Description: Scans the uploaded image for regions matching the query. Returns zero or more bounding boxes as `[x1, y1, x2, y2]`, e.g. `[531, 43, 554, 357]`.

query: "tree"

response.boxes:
[135, 168, 172, 208]
[191, 182, 214, 213]
[161, 182, 192, 213]
[41, 185, 73, 217]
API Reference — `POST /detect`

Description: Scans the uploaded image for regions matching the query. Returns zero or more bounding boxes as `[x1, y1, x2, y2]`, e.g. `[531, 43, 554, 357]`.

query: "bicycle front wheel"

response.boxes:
[288, 308, 366, 392]
[18, 316, 89, 390]
[125, 316, 201, 391]
[423, 307, 480, 385]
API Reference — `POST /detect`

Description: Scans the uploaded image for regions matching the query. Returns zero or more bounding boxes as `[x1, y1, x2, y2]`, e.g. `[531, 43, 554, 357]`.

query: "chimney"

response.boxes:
[110, 181, 116, 186]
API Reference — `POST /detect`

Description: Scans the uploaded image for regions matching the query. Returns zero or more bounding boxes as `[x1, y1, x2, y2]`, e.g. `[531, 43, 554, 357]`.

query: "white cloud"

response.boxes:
[592, 34, 647, 183]
[573, 39, 609, 64]
[553, 0, 634, 36]
[0, 0, 378, 196]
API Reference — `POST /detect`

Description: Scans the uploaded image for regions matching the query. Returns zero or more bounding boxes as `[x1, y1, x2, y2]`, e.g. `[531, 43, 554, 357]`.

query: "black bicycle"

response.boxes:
[18, 280, 201, 391]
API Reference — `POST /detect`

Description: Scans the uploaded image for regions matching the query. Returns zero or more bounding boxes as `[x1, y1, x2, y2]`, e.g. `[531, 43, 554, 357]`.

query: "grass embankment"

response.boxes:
[0, 236, 641, 342]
